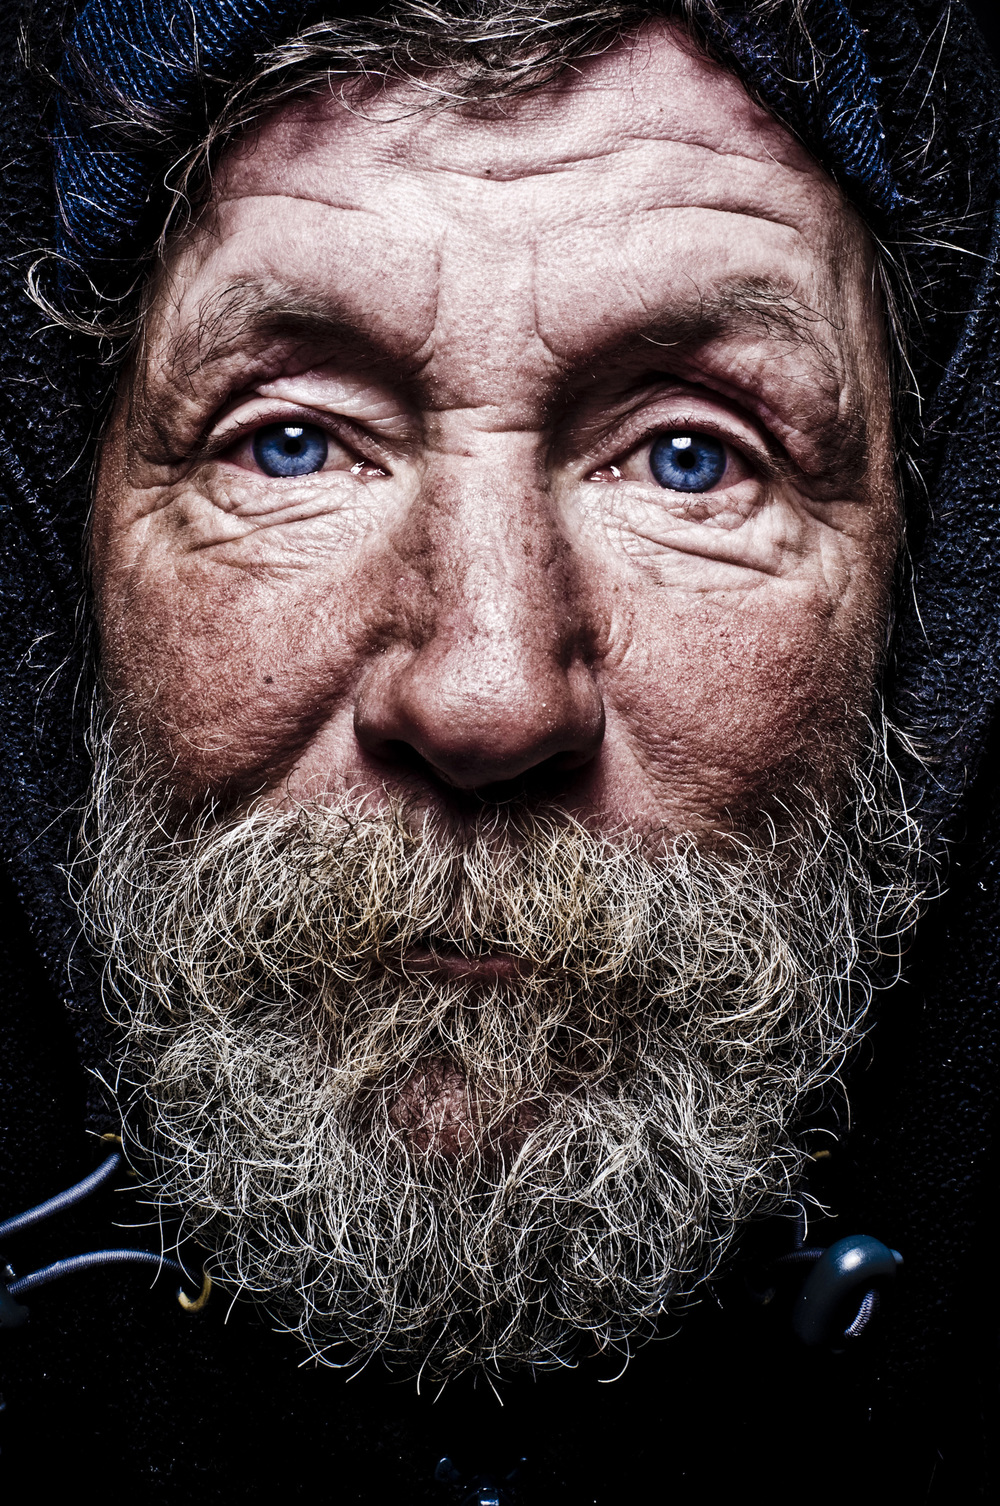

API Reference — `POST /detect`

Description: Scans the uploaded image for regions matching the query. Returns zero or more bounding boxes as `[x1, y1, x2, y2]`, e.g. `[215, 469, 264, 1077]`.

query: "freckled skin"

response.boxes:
[93, 22, 898, 839]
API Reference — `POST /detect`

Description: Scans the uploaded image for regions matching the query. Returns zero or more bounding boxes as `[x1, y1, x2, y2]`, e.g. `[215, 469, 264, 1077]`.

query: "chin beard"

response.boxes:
[74, 721, 923, 1380]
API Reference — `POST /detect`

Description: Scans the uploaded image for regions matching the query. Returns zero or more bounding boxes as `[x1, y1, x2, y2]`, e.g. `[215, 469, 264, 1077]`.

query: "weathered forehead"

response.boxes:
[179, 21, 869, 367]
[143, 20, 878, 457]
[219, 20, 824, 202]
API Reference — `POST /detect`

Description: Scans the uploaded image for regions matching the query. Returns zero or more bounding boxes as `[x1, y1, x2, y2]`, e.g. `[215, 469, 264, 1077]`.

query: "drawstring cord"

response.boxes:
[0, 1142, 209, 1329]
[748, 1209, 903, 1349]
[0, 1146, 122, 1243]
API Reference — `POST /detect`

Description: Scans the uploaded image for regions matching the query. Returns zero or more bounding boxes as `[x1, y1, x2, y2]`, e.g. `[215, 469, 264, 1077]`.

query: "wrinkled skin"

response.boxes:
[93, 21, 898, 845]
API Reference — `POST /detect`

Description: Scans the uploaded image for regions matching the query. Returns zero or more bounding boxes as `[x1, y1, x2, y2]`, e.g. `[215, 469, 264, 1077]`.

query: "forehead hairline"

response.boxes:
[237, 16, 815, 187]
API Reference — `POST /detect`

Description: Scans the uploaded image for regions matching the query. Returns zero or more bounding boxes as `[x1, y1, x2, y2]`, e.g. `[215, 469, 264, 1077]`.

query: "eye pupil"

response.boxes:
[649, 432, 726, 493]
[253, 423, 327, 477]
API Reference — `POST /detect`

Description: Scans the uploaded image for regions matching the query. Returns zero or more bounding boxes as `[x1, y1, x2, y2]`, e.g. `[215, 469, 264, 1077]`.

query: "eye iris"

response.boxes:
[252, 423, 328, 478]
[649, 433, 726, 493]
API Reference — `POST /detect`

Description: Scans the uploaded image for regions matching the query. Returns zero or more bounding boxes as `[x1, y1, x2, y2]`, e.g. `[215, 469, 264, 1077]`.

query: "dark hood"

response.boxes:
[1, 0, 999, 1496]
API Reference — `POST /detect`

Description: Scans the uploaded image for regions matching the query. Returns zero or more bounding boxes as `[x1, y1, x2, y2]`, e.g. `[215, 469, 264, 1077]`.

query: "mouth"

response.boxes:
[403, 942, 527, 983]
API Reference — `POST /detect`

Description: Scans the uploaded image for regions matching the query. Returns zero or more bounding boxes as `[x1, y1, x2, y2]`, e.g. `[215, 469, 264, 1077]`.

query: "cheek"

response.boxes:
[605, 575, 885, 815]
[94, 527, 365, 795]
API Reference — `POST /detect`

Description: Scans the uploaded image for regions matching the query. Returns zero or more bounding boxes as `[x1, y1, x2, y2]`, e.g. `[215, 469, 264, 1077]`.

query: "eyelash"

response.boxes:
[210, 408, 387, 471]
[208, 401, 775, 487]
[587, 424, 765, 487]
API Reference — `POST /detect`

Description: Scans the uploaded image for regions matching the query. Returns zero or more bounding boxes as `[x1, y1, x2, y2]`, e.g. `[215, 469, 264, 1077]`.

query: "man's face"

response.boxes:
[83, 24, 907, 1378]
[94, 22, 896, 833]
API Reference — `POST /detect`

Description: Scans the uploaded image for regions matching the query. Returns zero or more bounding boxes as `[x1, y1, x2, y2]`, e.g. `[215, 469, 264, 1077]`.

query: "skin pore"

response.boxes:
[92, 20, 898, 851]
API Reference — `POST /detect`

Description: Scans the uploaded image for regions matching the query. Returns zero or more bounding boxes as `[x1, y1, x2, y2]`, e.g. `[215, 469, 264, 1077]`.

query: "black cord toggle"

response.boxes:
[435, 1455, 527, 1506]
[748, 1229, 902, 1349]
[791, 1235, 902, 1348]
[0, 1149, 207, 1328]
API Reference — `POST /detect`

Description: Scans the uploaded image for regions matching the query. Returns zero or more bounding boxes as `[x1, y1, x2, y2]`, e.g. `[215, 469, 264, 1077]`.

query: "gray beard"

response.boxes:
[74, 722, 923, 1379]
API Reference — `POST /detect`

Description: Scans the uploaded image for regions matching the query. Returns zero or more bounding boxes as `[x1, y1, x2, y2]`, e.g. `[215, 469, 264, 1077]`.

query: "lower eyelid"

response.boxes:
[605, 483, 766, 540]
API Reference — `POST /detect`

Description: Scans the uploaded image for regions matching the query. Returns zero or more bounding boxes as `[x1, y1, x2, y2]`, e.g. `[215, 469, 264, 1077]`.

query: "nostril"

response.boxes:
[369, 739, 437, 776]
[354, 652, 605, 793]
[361, 735, 595, 803]
[474, 752, 593, 803]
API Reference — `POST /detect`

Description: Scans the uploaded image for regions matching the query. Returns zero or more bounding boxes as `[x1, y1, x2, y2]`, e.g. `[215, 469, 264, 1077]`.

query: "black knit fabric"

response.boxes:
[1, 1, 998, 1498]
[52, 0, 902, 282]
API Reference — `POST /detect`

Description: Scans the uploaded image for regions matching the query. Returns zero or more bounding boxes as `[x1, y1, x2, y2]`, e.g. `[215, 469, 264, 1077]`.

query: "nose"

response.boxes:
[353, 475, 605, 793]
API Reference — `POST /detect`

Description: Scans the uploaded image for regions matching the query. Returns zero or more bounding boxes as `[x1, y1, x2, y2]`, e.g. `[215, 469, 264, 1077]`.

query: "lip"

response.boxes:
[403, 946, 526, 982]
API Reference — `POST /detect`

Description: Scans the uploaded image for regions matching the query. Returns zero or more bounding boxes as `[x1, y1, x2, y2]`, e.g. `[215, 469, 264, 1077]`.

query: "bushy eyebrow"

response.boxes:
[148, 277, 388, 392]
[626, 275, 869, 482]
[635, 274, 837, 351]
[136, 269, 868, 482]
[153, 270, 829, 379]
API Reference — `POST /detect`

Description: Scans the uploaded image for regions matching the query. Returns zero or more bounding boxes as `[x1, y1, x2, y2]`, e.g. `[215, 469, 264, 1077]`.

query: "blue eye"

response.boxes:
[649, 432, 726, 493]
[252, 423, 328, 477]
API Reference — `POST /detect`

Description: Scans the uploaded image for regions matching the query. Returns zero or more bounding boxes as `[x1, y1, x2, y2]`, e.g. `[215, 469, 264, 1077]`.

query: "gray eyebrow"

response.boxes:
[151, 271, 831, 385]
[138, 270, 868, 484]
[631, 275, 838, 354]
[158, 277, 387, 388]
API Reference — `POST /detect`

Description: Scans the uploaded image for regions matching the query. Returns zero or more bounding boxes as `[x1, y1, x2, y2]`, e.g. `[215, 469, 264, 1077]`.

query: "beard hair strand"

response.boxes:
[72, 715, 925, 1379]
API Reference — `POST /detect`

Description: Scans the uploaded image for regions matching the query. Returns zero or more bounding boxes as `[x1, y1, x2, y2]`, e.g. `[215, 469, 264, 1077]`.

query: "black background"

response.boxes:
[966, 0, 998, 58]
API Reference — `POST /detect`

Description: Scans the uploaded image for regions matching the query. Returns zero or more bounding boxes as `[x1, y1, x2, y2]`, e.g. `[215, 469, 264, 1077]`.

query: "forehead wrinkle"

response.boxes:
[215, 159, 821, 242]
[418, 128, 820, 192]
